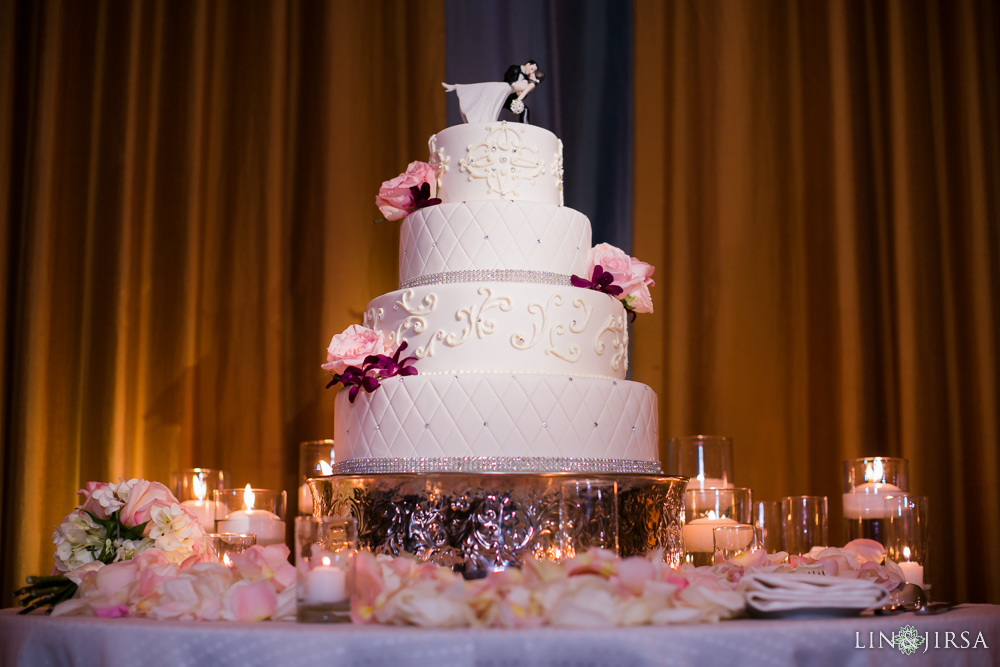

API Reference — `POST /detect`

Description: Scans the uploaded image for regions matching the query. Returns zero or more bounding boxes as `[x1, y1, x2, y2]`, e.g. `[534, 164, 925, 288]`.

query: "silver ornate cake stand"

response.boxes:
[308, 471, 688, 575]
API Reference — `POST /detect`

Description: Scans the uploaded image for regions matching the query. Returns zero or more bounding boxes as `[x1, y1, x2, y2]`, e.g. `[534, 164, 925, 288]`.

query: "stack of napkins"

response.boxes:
[742, 573, 889, 616]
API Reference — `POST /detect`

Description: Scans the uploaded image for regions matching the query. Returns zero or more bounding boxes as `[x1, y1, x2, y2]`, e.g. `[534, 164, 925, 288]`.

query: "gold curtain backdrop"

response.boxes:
[0, 0, 445, 601]
[633, 0, 999, 604]
[2, 0, 998, 607]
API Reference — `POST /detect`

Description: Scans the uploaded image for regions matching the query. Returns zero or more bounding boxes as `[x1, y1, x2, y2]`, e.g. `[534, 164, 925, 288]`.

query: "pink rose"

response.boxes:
[77, 482, 112, 520]
[322, 324, 390, 376]
[587, 243, 656, 314]
[119, 480, 177, 530]
[376, 161, 438, 221]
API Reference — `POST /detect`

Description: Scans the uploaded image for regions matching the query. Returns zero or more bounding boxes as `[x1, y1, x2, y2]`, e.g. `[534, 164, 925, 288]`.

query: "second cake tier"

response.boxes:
[364, 283, 629, 379]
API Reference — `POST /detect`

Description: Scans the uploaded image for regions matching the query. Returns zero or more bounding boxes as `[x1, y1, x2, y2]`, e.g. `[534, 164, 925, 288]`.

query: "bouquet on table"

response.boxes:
[15, 478, 295, 621]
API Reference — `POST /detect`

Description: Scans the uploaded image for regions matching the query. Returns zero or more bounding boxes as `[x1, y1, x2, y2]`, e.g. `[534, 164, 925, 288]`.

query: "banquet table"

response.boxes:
[2, 606, 998, 667]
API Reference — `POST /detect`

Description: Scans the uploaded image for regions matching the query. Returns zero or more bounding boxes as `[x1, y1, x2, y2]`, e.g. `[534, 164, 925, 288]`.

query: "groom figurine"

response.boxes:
[503, 60, 544, 124]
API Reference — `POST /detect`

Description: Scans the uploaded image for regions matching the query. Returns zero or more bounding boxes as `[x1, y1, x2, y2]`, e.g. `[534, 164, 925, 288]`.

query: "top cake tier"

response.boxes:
[430, 122, 563, 205]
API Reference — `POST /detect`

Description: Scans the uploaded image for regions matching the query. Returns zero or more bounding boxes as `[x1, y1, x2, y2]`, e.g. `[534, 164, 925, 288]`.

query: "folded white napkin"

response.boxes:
[742, 573, 889, 612]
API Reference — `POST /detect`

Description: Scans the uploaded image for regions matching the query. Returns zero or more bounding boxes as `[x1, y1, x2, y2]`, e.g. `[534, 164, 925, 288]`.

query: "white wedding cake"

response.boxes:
[326, 121, 660, 474]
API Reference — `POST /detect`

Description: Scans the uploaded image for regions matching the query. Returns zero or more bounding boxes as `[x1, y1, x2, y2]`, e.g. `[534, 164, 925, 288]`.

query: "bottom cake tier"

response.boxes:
[308, 473, 687, 573]
[333, 373, 660, 473]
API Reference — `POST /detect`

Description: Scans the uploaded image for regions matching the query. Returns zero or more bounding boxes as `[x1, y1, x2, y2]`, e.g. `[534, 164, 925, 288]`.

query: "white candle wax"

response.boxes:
[842, 482, 902, 519]
[298, 483, 313, 515]
[898, 561, 925, 589]
[685, 477, 734, 490]
[305, 564, 347, 604]
[179, 499, 217, 532]
[683, 517, 738, 553]
[217, 509, 286, 546]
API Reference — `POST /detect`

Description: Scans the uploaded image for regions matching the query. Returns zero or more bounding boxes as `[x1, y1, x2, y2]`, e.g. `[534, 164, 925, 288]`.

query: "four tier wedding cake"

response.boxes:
[324, 120, 660, 475]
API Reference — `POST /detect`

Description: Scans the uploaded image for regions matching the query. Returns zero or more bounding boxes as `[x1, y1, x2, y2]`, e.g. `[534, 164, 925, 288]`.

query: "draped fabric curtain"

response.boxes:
[0, 0, 444, 602]
[633, 0, 999, 603]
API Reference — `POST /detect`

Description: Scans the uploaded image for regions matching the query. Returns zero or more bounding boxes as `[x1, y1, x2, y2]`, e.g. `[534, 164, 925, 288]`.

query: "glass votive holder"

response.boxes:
[713, 524, 757, 561]
[299, 440, 336, 515]
[558, 479, 619, 559]
[683, 487, 752, 565]
[754, 500, 784, 553]
[885, 494, 929, 591]
[295, 516, 358, 623]
[170, 468, 229, 531]
[842, 457, 909, 545]
[206, 533, 256, 565]
[781, 495, 829, 556]
[214, 486, 287, 546]
[667, 435, 735, 489]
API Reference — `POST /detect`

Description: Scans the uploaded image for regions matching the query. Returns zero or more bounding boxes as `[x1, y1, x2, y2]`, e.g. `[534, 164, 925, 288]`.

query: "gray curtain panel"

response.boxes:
[444, 0, 634, 253]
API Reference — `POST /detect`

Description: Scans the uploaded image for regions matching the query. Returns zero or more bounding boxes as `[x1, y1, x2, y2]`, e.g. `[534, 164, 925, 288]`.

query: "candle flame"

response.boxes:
[864, 458, 885, 484]
[903, 546, 911, 560]
[223, 553, 232, 567]
[243, 484, 255, 510]
[321, 556, 331, 566]
[706, 509, 718, 520]
[192, 474, 207, 502]
[319, 460, 333, 476]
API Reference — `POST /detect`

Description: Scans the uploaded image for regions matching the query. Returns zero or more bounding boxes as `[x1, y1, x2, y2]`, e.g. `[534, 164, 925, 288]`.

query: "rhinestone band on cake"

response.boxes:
[398, 268, 572, 291]
[330, 457, 663, 475]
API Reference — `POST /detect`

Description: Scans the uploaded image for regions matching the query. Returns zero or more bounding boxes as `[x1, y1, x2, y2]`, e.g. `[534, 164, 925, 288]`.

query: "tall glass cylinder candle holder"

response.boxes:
[558, 480, 619, 559]
[296, 516, 358, 623]
[683, 487, 752, 566]
[206, 533, 256, 565]
[842, 457, 909, 545]
[299, 440, 335, 515]
[170, 468, 229, 532]
[885, 494, 930, 591]
[754, 500, 784, 553]
[781, 496, 829, 556]
[214, 486, 287, 546]
[667, 435, 735, 489]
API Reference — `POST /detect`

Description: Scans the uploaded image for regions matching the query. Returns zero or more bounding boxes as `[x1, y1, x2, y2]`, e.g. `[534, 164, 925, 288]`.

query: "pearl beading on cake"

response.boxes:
[399, 269, 573, 291]
[330, 457, 663, 475]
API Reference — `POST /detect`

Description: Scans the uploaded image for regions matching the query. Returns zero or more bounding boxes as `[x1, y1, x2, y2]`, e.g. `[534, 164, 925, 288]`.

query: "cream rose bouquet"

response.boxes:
[16, 478, 205, 614]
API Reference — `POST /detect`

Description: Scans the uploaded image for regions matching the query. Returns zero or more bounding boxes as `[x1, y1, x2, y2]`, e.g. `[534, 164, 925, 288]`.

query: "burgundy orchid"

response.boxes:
[326, 342, 419, 403]
[409, 183, 441, 210]
[571, 265, 624, 297]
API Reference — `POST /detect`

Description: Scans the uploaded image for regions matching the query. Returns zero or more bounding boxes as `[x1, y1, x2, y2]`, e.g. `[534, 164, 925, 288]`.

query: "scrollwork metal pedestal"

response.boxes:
[308, 473, 687, 575]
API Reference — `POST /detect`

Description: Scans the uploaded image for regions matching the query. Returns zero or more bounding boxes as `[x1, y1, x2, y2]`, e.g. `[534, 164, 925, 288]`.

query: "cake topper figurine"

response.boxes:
[443, 61, 545, 124]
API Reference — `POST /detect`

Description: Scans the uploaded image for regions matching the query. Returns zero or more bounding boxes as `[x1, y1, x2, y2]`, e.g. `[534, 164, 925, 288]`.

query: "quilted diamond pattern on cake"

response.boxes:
[333, 374, 658, 466]
[399, 202, 591, 283]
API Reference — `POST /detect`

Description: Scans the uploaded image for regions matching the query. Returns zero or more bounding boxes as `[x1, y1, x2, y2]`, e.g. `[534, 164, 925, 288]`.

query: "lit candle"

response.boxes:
[684, 514, 739, 553]
[843, 460, 902, 519]
[216, 485, 286, 546]
[305, 556, 347, 604]
[179, 474, 218, 531]
[686, 476, 734, 490]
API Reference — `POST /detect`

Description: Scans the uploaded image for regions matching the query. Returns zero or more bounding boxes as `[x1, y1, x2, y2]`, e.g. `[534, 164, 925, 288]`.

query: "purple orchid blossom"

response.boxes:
[571, 265, 624, 297]
[409, 183, 441, 210]
[326, 342, 419, 403]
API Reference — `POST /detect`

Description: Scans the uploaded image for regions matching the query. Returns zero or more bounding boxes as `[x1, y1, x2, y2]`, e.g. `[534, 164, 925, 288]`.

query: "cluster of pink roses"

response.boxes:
[52, 544, 296, 622]
[322, 324, 392, 377]
[574, 243, 656, 314]
[375, 161, 440, 221]
[350, 548, 744, 628]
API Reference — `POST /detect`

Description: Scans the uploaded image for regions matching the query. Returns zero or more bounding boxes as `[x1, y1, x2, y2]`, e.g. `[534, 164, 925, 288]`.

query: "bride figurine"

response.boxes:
[443, 61, 545, 124]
